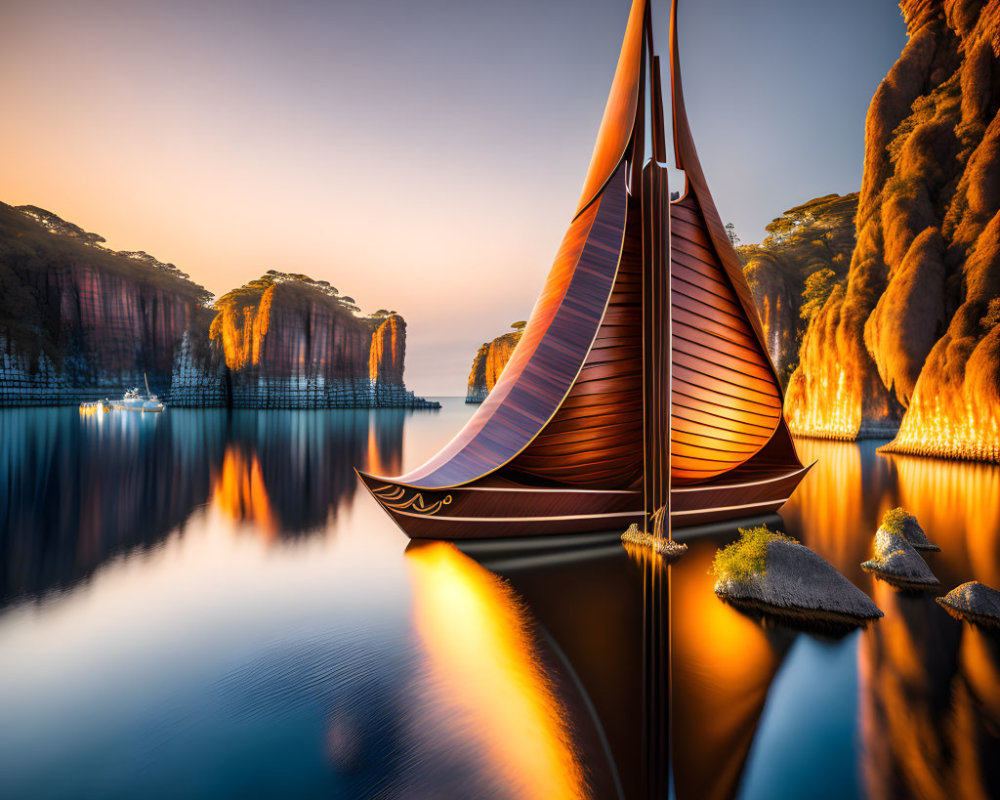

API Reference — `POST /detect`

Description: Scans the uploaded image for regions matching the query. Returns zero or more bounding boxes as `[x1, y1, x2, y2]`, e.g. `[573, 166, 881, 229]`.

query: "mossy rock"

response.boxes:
[713, 526, 882, 630]
[936, 581, 1000, 629]
[881, 507, 939, 551]
[861, 528, 939, 589]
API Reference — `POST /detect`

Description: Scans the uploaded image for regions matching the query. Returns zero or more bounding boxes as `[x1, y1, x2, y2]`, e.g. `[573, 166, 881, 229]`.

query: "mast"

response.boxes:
[641, 2, 671, 540]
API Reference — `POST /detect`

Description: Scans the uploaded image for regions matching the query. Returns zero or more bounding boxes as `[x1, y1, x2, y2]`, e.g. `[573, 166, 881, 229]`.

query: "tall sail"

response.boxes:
[394, 0, 648, 491]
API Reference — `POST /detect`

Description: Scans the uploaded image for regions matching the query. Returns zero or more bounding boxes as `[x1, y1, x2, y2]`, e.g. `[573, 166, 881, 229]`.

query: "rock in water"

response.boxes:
[881, 506, 939, 552]
[713, 527, 882, 629]
[861, 528, 940, 589]
[900, 515, 939, 552]
[936, 582, 1000, 630]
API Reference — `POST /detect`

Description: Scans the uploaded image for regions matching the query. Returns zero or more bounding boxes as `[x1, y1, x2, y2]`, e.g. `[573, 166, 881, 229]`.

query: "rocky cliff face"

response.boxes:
[0, 203, 209, 404]
[466, 324, 524, 403]
[203, 273, 433, 409]
[786, 0, 1000, 461]
[1, 207, 437, 409]
[369, 314, 405, 385]
[740, 194, 858, 385]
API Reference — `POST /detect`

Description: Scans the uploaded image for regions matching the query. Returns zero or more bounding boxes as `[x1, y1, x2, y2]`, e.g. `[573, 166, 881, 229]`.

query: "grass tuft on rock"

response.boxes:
[711, 525, 796, 582]
[881, 507, 909, 537]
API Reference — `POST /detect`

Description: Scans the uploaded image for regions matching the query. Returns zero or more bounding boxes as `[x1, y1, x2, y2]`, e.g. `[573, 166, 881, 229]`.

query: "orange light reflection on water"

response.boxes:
[670, 539, 787, 800]
[781, 436, 1000, 799]
[783, 438, 1000, 588]
[889, 454, 1000, 587]
[406, 542, 587, 800]
[859, 584, 1000, 800]
[211, 447, 278, 539]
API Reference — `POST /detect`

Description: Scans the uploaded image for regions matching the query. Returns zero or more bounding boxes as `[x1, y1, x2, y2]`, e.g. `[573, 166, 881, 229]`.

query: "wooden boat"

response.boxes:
[359, 0, 811, 540]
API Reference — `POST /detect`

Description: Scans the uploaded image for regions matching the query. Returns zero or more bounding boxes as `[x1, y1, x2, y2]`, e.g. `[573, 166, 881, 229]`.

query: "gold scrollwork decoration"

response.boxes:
[372, 485, 452, 516]
[372, 484, 406, 501]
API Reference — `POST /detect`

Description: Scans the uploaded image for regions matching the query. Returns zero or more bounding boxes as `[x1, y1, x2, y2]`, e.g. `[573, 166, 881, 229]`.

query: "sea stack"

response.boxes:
[861, 527, 940, 589]
[936, 582, 1000, 630]
[713, 526, 882, 629]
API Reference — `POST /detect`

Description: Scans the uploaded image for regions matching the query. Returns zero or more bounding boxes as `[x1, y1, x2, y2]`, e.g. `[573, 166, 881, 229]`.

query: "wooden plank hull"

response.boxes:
[357, 464, 811, 540]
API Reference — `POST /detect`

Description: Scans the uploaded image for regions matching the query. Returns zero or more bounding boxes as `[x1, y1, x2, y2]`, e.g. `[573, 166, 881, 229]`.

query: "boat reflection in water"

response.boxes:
[406, 542, 593, 800]
[669, 535, 794, 800]
[423, 525, 806, 800]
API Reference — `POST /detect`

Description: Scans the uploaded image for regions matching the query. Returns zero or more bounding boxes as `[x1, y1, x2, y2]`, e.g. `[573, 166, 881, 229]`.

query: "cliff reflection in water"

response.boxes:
[860, 585, 1000, 800]
[214, 410, 405, 536]
[0, 407, 405, 605]
[783, 438, 1000, 587]
[782, 437, 1000, 800]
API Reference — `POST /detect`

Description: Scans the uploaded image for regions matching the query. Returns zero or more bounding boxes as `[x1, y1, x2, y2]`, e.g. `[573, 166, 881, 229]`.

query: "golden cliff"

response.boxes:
[465, 322, 525, 403]
[786, 0, 1000, 462]
[208, 273, 433, 408]
[369, 313, 406, 386]
[740, 193, 858, 386]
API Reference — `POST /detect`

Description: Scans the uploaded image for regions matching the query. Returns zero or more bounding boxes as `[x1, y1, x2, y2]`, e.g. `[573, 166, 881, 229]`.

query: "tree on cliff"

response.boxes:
[800, 268, 841, 321]
[0, 203, 212, 367]
[725, 222, 740, 247]
[739, 193, 858, 386]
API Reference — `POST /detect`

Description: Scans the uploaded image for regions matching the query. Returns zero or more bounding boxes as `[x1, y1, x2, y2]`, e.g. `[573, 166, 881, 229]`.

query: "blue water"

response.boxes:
[0, 402, 997, 799]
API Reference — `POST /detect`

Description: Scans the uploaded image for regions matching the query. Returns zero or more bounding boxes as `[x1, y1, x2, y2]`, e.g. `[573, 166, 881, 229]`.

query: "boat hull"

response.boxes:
[357, 464, 811, 540]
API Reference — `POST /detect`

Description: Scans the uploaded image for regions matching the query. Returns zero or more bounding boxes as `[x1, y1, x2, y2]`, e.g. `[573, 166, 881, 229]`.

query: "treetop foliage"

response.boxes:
[213, 270, 392, 323]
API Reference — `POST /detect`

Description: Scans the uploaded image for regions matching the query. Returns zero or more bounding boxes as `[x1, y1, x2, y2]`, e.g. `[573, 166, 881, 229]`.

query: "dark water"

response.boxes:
[1, 401, 998, 799]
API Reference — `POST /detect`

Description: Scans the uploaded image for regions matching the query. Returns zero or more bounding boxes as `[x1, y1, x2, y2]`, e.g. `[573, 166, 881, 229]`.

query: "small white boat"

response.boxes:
[110, 375, 164, 412]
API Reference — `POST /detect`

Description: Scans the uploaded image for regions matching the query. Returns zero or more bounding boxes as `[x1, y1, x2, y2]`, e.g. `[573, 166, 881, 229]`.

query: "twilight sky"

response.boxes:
[1, 0, 906, 396]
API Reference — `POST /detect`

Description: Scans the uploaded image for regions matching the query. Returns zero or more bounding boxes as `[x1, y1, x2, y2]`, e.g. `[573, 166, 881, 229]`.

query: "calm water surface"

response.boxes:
[1, 400, 998, 799]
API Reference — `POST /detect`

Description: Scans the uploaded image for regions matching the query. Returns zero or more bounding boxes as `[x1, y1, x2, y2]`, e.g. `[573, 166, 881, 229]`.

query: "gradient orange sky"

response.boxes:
[1, 0, 906, 396]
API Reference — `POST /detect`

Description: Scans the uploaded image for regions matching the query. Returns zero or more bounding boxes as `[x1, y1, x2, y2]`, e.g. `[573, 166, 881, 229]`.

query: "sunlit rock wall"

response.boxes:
[743, 257, 799, 378]
[209, 276, 436, 409]
[466, 325, 524, 403]
[740, 194, 858, 385]
[787, 0, 1000, 459]
[369, 314, 405, 385]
